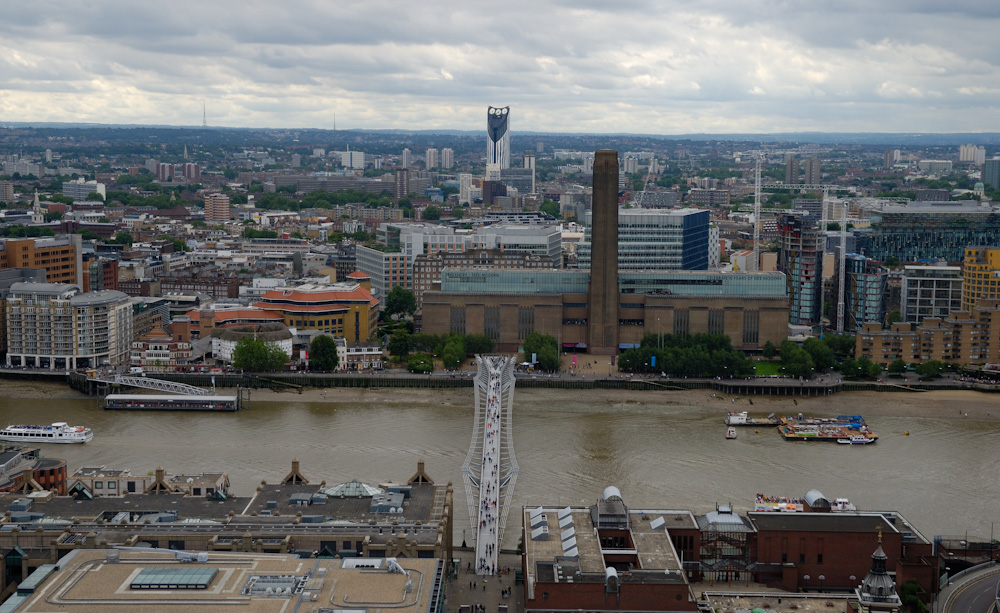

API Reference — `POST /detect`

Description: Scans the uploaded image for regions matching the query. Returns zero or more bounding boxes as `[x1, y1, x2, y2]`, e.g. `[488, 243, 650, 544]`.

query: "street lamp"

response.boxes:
[462, 529, 467, 549]
[803, 574, 810, 592]
[818, 574, 825, 592]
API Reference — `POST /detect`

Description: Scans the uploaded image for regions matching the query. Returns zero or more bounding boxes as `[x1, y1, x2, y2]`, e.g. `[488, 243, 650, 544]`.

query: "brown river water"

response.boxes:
[1, 383, 998, 548]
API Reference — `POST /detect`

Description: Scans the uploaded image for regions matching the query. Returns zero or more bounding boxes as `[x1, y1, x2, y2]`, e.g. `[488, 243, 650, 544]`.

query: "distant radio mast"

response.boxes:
[202, 101, 207, 127]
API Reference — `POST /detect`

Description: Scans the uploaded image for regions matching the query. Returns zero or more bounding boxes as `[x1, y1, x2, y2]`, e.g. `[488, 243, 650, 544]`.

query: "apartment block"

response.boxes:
[5, 283, 133, 369]
[962, 246, 1000, 311]
[0, 234, 83, 286]
[900, 264, 963, 323]
[856, 298, 1000, 366]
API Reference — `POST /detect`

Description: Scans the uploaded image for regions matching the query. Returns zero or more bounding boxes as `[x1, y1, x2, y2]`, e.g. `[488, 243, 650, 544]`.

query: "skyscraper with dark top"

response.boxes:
[587, 150, 620, 354]
[486, 106, 511, 174]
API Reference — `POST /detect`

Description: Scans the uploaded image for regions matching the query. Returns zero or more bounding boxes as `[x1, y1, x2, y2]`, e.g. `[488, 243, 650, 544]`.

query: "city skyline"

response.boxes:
[0, 1, 998, 134]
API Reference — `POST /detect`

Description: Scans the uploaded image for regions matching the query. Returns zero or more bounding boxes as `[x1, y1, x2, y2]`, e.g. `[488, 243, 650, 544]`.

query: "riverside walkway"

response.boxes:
[460, 355, 519, 576]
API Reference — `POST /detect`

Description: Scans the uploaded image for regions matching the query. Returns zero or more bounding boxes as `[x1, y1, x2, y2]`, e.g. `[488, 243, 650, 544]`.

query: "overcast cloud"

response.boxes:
[1, 1, 998, 133]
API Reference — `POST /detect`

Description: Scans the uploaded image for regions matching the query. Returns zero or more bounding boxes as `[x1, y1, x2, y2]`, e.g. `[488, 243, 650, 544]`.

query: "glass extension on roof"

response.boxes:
[130, 567, 218, 590]
[320, 479, 384, 497]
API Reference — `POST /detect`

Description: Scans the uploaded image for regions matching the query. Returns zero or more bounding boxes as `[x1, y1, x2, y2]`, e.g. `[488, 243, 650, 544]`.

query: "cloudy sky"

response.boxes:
[1, 1, 998, 134]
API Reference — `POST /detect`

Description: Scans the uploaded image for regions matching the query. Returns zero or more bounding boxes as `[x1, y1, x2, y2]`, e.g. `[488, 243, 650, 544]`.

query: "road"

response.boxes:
[946, 573, 999, 613]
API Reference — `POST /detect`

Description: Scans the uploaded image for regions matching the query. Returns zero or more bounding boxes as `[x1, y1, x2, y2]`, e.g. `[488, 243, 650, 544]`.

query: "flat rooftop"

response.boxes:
[14, 549, 442, 613]
[523, 505, 687, 584]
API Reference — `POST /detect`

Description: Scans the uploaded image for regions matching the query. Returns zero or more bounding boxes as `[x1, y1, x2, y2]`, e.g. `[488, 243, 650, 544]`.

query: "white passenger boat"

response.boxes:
[0, 422, 93, 444]
[837, 434, 876, 445]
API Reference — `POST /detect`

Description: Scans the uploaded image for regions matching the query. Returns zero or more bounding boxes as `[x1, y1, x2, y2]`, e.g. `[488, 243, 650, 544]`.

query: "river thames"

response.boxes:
[2, 383, 998, 548]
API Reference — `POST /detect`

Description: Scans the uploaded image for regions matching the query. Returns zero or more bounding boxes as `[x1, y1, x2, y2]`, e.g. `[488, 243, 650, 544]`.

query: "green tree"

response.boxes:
[803, 337, 836, 371]
[539, 199, 560, 218]
[384, 286, 417, 319]
[523, 332, 559, 371]
[441, 337, 466, 368]
[885, 310, 902, 326]
[310, 335, 340, 371]
[159, 235, 188, 252]
[464, 334, 494, 356]
[422, 206, 441, 221]
[887, 358, 907, 376]
[762, 340, 778, 359]
[232, 337, 288, 371]
[407, 353, 434, 373]
[915, 360, 944, 379]
[111, 231, 134, 245]
[884, 256, 901, 268]
[780, 341, 815, 378]
[44, 211, 63, 222]
[85, 191, 104, 202]
[388, 330, 412, 357]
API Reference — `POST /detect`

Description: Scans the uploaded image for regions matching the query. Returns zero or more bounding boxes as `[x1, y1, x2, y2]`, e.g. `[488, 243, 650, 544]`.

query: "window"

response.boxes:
[799, 553, 805, 564]
[95, 481, 103, 489]
[817, 553, 823, 564]
[108, 481, 117, 489]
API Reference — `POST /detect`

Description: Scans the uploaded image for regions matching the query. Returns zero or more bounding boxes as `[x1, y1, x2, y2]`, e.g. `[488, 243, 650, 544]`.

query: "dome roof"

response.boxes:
[602, 486, 623, 502]
[320, 479, 384, 498]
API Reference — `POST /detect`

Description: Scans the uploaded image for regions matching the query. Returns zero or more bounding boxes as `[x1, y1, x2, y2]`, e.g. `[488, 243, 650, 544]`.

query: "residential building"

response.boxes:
[984, 159, 1000, 189]
[578, 208, 710, 272]
[686, 188, 730, 206]
[0, 180, 13, 203]
[785, 155, 799, 184]
[336, 338, 384, 370]
[5, 283, 133, 369]
[916, 159, 953, 174]
[500, 167, 535, 194]
[424, 147, 438, 169]
[459, 173, 473, 204]
[858, 202, 1000, 262]
[61, 178, 106, 202]
[130, 331, 192, 372]
[962, 246, 1000, 311]
[960, 144, 986, 166]
[203, 193, 231, 222]
[843, 254, 887, 331]
[400, 147, 411, 168]
[0, 234, 83, 286]
[856, 298, 1000, 366]
[440, 147, 454, 169]
[486, 105, 511, 172]
[778, 213, 824, 326]
[804, 155, 821, 184]
[900, 264, 963, 323]
[253, 282, 379, 342]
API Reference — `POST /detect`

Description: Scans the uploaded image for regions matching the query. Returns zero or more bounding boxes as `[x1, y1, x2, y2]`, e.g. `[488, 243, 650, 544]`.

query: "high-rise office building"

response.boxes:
[440, 148, 454, 169]
[785, 156, 799, 184]
[778, 213, 824, 326]
[587, 150, 619, 354]
[984, 159, 1000, 189]
[486, 106, 511, 172]
[804, 156, 821, 185]
[204, 193, 231, 223]
[578, 208, 710, 271]
[425, 148, 438, 169]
